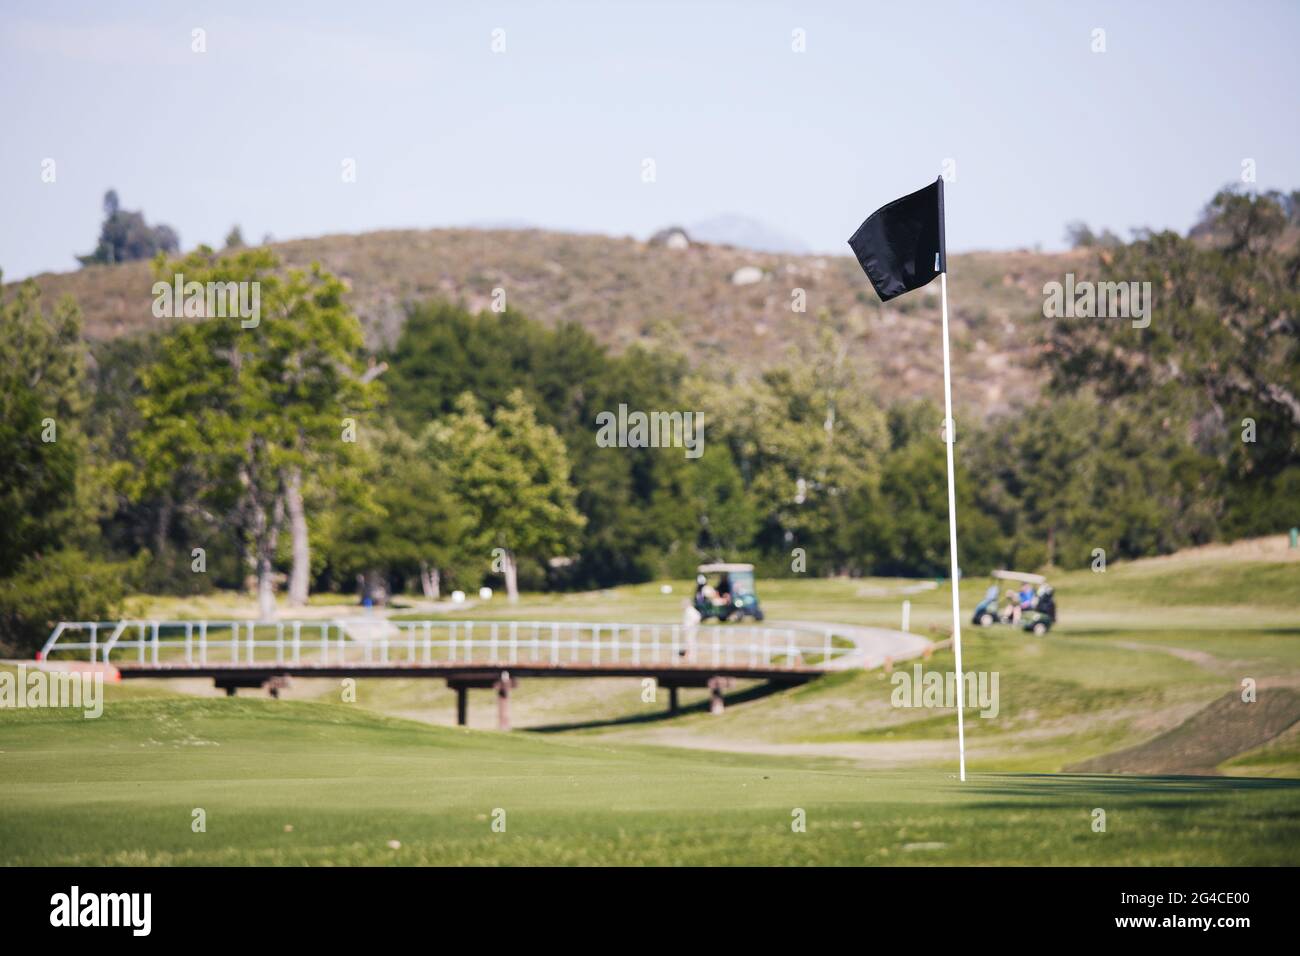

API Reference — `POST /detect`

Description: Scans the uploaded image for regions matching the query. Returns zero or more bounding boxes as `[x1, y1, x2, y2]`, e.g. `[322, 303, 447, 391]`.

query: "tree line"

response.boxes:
[0, 186, 1294, 655]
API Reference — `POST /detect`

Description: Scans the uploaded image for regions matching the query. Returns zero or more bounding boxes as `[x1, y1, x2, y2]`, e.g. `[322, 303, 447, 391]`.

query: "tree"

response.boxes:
[0, 550, 137, 657]
[966, 393, 1218, 569]
[0, 275, 134, 654]
[431, 391, 584, 601]
[1064, 221, 1121, 249]
[90, 333, 235, 593]
[133, 249, 378, 618]
[844, 402, 1004, 577]
[0, 278, 85, 576]
[683, 444, 759, 561]
[77, 190, 179, 266]
[224, 226, 246, 250]
[328, 424, 470, 603]
[384, 301, 700, 587]
[698, 314, 888, 574]
[1046, 187, 1300, 538]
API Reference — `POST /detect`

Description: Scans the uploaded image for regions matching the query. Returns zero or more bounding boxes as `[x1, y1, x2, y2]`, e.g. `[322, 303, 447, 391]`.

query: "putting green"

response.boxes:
[1, 697, 1296, 865]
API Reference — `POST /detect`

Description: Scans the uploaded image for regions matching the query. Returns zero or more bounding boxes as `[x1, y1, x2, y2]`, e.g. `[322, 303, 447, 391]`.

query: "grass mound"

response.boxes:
[1067, 687, 1300, 775]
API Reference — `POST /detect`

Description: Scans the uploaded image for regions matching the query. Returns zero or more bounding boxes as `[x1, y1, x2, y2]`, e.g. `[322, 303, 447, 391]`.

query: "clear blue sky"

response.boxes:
[2, 0, 1298, 279]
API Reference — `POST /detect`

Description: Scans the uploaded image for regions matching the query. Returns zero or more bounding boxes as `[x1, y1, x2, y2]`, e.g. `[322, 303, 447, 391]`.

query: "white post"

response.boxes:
[902, 599, 911, 633]
[939, 271, 968, 782]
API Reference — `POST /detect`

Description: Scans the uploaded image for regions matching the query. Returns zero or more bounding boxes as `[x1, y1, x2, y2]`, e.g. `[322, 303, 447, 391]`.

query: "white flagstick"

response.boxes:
[939, 270, 967, 782]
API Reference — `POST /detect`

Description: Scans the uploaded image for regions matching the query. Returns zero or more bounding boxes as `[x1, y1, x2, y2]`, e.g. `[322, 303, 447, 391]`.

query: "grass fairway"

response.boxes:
[2, 697, 1298, 866]
[10, 537, 1299, 865]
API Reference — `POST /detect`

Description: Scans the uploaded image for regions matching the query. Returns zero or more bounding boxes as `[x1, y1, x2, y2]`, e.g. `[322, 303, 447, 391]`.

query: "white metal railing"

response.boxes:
[39, 619, 850, 670]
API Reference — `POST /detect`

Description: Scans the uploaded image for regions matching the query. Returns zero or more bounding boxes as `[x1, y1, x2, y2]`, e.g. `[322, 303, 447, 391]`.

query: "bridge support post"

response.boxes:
[495, 670, 515, 731]
[707, 677, 733, 715]
[456, 686, 468, 726]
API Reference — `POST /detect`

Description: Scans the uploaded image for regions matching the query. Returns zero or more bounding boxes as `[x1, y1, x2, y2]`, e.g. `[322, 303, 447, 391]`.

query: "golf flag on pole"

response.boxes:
[847, 176, 968, 782]
[847, 176, 946, 302]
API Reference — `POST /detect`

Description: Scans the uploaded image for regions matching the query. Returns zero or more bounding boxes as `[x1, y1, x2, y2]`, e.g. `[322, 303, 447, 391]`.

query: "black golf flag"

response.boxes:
[847, 177, 946, 302]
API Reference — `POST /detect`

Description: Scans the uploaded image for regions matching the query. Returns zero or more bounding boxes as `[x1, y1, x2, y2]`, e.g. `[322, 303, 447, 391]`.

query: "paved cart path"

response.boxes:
[771, 620, 934, 670]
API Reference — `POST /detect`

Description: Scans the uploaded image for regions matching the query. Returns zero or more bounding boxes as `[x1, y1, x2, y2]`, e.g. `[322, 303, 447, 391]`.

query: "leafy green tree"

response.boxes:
[431, 390, 584, 601]
[683, 443, 759, 561]
[88, 333, 233, 593]
[385, 302, 700, 587]
[133, 249, 378, 618]
[967, 394, 1218, 569]
[0, 276, 134, 654]
[698, 315, 888, 574]
[328, 424, 470, 603]
[0, 280, 84, 576]
[77, 190, 179, 267]
[844, 402, 1003, 577]
[1046, 187, 1300, 538]
[0, 550, 139, 657]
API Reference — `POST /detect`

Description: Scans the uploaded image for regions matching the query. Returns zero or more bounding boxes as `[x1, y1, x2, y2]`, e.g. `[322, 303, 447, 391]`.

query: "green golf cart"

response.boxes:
[693, 563, 764, 622]
[971, 569, 1058, 635]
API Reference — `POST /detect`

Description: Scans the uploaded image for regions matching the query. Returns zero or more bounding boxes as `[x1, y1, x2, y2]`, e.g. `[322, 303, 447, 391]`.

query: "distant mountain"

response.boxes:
[687, 214, 810, 254]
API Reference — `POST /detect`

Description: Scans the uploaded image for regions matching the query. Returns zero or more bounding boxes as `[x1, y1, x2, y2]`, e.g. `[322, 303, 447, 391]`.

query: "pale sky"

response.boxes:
[2, 0, 1298, 279]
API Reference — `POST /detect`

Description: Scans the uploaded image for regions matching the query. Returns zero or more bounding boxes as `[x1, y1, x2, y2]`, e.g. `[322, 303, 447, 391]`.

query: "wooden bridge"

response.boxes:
[39, 618, 855, 729]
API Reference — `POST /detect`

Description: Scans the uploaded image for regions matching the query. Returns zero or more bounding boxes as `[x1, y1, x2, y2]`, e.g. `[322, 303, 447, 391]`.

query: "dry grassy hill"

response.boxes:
[14, 229, 1089, 417]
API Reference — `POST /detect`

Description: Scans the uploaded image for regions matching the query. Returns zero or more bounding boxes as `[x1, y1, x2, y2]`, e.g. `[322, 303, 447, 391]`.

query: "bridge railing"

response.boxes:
[40, 619, 851, 670]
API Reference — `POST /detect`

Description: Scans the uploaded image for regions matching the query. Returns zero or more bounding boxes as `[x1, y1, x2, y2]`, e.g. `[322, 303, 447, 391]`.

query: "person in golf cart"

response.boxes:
[693, 563, 764, 622]
[695, 575, 725, 608]
[972, 570, 1056, 634]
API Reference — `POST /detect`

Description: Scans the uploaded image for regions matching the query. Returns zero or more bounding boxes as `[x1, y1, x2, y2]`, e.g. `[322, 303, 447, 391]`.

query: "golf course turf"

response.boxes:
[2, 696, 1297, 866]
[4, 539, 1298, 866]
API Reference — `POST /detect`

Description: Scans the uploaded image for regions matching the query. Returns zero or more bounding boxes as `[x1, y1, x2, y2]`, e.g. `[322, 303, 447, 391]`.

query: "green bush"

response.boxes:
[0, 549, 141, 657]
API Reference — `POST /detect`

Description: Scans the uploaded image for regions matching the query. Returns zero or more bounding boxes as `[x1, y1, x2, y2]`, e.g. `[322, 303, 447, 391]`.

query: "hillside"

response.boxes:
[13, 229, 1087, 417]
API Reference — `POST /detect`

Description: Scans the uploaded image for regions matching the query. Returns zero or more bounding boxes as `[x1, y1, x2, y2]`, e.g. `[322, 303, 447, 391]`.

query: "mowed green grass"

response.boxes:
[2, 697, 1298, 866]
[114, 537, 1300, 778]
[12, 537, 1299, 864]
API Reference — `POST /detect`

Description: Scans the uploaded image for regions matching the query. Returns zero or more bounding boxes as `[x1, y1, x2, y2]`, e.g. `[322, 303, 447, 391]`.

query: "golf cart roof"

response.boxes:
[992, 569, 1047, 584]
[697, 563, 754, 573]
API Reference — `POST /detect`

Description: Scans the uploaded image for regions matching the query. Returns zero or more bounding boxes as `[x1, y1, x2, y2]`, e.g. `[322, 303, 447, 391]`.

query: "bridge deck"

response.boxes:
[114, 660, 821, 682]
[42, 618, 848, 728]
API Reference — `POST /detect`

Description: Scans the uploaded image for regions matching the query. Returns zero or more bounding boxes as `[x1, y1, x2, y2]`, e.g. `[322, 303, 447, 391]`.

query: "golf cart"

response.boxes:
[694, 563, 764, 622]
[972, 569, 1057, 635]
